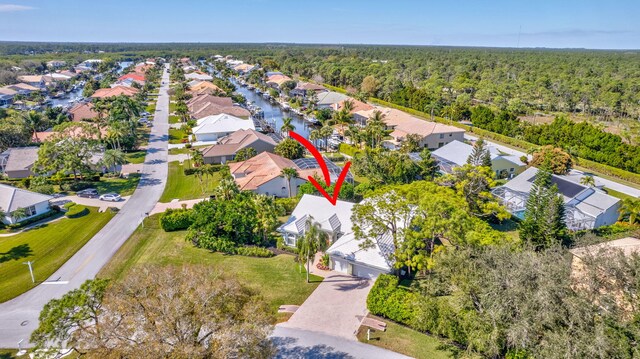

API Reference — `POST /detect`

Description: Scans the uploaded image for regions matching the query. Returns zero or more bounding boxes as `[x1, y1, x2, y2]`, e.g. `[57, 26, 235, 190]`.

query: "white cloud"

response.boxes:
[0, 4, 35, 12]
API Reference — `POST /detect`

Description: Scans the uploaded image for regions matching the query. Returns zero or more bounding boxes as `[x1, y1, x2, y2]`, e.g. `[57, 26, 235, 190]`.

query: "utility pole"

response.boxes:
[23, 261, 34, 283]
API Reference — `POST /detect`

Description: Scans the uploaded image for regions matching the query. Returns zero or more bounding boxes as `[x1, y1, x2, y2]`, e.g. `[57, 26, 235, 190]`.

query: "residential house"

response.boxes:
[228, 152, 353, 198]
[290, 82, 327, 98]
[46, 60, 66, 68]
[278, 194, 355, 246]
[332, 98, 374, 113]
[492, 167, 621, 230]
[185, 72, 213, 81]
[1, 147, 39, 178]
[68, 102, 99, 122]
[134, 63, 154, 74]
[431, 140, 526, 178]
[6, 83, 41, 96]
[0, 87, 17, 106]
[0, 184, 53, 225]
[187, 80, 223, 94]
[187, 94, 250, 119]
[91, 85, 139, 99]
[16, 75, 46, 89]
[316, 91, 350, 109]
[265, 74, 293, 89]
[233, 63, 256, 74]
[116, 73, 145, 87]
[191, 114, 255, 142]
[354, 108, 465, 150]
[327, 230, 395, 279]
[200, 129, 277, 164]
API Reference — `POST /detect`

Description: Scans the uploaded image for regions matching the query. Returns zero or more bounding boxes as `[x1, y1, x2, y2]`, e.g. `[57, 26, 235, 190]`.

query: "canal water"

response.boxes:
[228, 79, 314, 139]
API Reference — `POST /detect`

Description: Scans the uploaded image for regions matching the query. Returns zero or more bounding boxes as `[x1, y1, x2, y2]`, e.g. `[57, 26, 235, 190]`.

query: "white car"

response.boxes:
[99, 193, 122, 202]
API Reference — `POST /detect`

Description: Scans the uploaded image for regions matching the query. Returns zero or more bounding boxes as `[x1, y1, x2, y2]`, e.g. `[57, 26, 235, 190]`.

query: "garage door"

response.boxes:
[353, 264, 384, 279]
[331, 257, 348, 273]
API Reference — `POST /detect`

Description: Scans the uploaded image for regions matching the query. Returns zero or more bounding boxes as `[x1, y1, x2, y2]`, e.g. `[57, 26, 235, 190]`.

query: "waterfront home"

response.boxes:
[5, 83, 41, 96]
[233, 63, 257, 74]
[185, 72, 213, 81]
[278, 194, 355, 246]
[187, 94, 250, 119]
[116, 73, 146, 87]
[431, 140, 526, 178]
[0, 87, 17, 106]
[316, 91, 350, 109]
[191, 114, 255, 142]
[290, 82, 327, 98]
[200, 129, 277, 164]
[265, 74, 293, 88]
[91, 85, 139, 99]
[16, 75, 46, 89]
[0, 184, 53, 225]
[187, 80, 223, 94]
[68, 102, 99, 122]
[492, 167, 621, 230]
[332, 98, 374, 113]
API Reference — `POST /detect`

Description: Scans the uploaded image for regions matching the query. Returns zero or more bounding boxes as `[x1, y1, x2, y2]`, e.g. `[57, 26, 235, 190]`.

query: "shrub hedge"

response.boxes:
[65, 205, 89, 218]
[233, 246, 274, 258]
[338, 143, 360, 157]
[159, 208, 194, 231]
[7, 209, 60, 229]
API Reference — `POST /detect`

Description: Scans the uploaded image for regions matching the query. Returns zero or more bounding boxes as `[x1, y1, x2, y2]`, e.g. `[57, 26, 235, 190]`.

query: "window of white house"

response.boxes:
[439, 133, 444, 139]
[25, 206, 36, 216]
[510, 168, 514, 172]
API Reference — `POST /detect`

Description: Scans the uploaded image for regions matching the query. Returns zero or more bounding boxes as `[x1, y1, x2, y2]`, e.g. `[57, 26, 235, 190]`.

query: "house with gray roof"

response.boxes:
[1, 147, 39, 179]
[430, 140, 526, 178]
[200, 129, 277, 164]
[0, 184, 53, 224]
[492, 167, 621, 230]
[315, 91, 350, 109]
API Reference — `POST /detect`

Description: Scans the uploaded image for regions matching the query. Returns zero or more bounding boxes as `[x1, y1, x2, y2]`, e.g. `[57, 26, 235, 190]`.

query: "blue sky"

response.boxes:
[0, 0, 638, 49]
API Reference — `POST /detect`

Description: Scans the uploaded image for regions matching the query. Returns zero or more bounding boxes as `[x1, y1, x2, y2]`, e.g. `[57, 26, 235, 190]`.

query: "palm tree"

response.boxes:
[296, 216, 329, 283]
[342, 99, 354, 113]
[320, 125, 334, 152]
[23, 111, 44, 142]
[10, 207, 28, 224]
[106, 122, 127, 150]
[102, 149, 127, 174]
[191, 149, 204, 167]
[281, 167, 299, 198]
[309, 129, 321, 149]
[619, 198, 640, 224]
[281, 117, 295, 136]
[580, 175, 596, 187]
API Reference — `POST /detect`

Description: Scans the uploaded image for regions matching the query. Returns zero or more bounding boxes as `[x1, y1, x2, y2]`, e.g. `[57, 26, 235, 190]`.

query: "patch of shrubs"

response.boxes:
[159, 208, 194, 231]
[6, 210, 60, 229]
[65, 205, 89, 218]
[183, 164, 223, 176]
[233, 246, 274, 258]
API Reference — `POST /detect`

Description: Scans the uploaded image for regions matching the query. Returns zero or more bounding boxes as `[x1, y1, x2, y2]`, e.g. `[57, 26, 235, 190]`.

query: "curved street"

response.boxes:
[0, 64, 170, 348]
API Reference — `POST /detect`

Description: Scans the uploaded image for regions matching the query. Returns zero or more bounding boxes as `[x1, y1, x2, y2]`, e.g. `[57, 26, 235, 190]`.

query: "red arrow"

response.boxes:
[289, 131, 351, 206]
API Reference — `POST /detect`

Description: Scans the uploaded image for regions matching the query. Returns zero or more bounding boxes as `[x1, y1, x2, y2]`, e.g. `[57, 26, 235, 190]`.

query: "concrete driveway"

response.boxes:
[55, 195, 129, 212]
[278, 272, 373, 340]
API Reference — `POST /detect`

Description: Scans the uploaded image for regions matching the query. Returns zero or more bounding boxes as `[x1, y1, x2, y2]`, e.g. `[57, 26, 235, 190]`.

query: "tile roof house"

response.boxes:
[0, 184, 53, 225]
[431, 140, 526, 178]
[116, 73, 146, 86]
[187, 94, 250, 119]
[354, 107, 466, 150]
[187, 80, 223, 94]
[91, 86, 139, 99]
[266, 74, 293, 88]
[5, 83, 41, 95]
[200, 129, 277, 164]
[316, 91, 350, 109]
[278, 194, 356, 246]
[185, 72, 213, 81]
[1, 147, 39, 178]
[332, 99, 374, 113]
[191, 114, 255, 142]
[0, 87, 17, 106]
[290, 82, 327, 98]
[68, 102, 99, 122]
[16, 75, 46, 88]
[492, 167, 621, 230]
[233, 63, 256, 74]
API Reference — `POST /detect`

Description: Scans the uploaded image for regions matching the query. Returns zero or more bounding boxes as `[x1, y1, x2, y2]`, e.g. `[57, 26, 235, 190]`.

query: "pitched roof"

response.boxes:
[266, 74, 293, 86]
[3, 147, 39, 173]
[327, 231, 395, 271]
[334, 99, 374, 113]
[117, 73, 146, 82]
[316, 91, 350, 106]
[228, 152, 298, 190]
[6, 83, 40, 92]
[91, 86, 139, 98]
[17, 75, 44, 83]
[185, 72, 213, 81]
[432, 140, 525, 167]
[191, 102, 251, 119]
[187, 80, 223, 94]
[187, 94, 234, 111]
[280, 194, 355, 236]
[356, 107, 465, 139]
[68, 102, 98, 121]
[0, 184, 52, 213]
[201, 129, 276, 158]
[0, 87, 18, 96]
[192, 114, 255, 136]
[295, 82, 326, 92]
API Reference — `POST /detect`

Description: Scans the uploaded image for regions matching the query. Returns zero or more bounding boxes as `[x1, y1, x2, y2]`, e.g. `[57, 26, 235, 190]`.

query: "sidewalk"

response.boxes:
[149, 198, 207, 215]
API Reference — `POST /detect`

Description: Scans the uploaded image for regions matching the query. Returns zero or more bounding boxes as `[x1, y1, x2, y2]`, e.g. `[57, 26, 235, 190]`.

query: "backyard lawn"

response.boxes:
[0, 207, 114, 303]
[159, 161, 221, 202]
[98, 215, 321, 313]
[169, 128, 188, 144]
[357, 316, 453, 359]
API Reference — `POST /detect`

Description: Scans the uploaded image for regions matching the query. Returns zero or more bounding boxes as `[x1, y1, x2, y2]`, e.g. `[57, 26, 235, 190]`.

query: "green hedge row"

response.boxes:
[338, 143, 360, 157]
[6, 209, 60, 229]
[183, 164, 223, 176]
[65, 205, 88, 218]
[233, 246, 274, 258]
[159, 208, 194, 231]
[368, 274, 470, 347]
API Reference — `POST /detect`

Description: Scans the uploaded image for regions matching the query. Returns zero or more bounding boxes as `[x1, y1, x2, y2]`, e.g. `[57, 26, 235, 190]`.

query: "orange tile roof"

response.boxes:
[118, 73, 146, 82]
[228, 152, 320, 190]
[188, 81, 222, 93]
[91, 86, 139, 98]
[68, 102, 99, 121]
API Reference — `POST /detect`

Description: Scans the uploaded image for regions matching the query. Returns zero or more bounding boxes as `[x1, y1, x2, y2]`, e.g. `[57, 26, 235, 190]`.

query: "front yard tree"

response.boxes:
[280, 167, 299, 198]
[530, 145, 573, 175]
[519, 166, 567, 248]
[101, 149, 126, 174]
[296, 216, 329, 283]
[274, 138, 304, 159]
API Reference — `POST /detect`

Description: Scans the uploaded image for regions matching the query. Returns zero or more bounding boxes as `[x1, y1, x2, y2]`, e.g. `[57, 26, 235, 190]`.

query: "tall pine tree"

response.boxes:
[519, 166, 567, 249]
[467, 138, 492, 168]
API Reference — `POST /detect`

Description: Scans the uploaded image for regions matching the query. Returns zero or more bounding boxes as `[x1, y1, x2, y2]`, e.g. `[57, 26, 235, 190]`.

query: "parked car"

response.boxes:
[99, 193, 122, 202]
[77, 188, 98, 198]
[141, 111, 150, 116]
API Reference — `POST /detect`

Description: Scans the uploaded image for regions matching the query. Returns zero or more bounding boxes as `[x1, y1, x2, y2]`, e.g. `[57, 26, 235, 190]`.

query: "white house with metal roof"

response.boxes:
[431, 140, 526, 178]
[0, 184, 53, 224]
[492, 167, 621, 230]
[191, 114, 256, 142]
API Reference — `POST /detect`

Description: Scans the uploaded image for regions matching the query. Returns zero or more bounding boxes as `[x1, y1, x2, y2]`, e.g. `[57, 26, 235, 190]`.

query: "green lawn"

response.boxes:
[145, 103, 156, 113]
[0, 349, 16, 359]
[0, 207, 114, 303]
[604, 187, 635, 200]
[98, 215, 321, 313]
[169, 128, 188, 144]
[125, 151, 146, 164]
[159, 161, 221, 202]
[169, 101, 177, 113]
[94, 174, 141, 196]
[357, 317, 453, 359]
[169, 115, 180, 124]
[168, 145, 208, 155]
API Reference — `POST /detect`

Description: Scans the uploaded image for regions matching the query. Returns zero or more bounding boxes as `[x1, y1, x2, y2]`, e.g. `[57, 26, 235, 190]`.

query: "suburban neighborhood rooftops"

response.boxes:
[0, 184, 53, 213]
[279, 194, 356, 236]
[91, 85, 139, 98]
[68, 102, 99, 121]
[3, 147, 39, 173]
[316, 91, 350, 106]
[432, 140, 525, 168]
[185, 72, 213, 81]
[192, 113, 255, 136]
[200, 129, 276, 158]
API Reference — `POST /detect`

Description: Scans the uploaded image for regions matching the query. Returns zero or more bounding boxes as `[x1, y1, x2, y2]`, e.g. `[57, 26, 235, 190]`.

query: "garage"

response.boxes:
[330, 256, 387, 279]
[352, 264, 385, 279]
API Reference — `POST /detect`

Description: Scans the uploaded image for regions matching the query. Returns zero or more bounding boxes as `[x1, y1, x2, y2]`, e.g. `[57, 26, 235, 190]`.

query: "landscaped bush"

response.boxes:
[233, 246, 274, 258]
[159, 208, 194, 231]
[7, 210, 60, 229]
[367, 274, 420, 324]
[63, 201, 76, 209]
[66, 181, 94, 192]
[30, 184, 55, 195]
[275, 197, 299, 216]
[338, 143, 360, 157]
[183, 167, 197, 175]
[276, 237, 298, 254]
[65, 205, 89, 218]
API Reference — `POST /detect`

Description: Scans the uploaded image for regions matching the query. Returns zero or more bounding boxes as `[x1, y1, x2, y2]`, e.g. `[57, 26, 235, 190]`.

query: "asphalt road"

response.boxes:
[0, 64, 170, 348]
